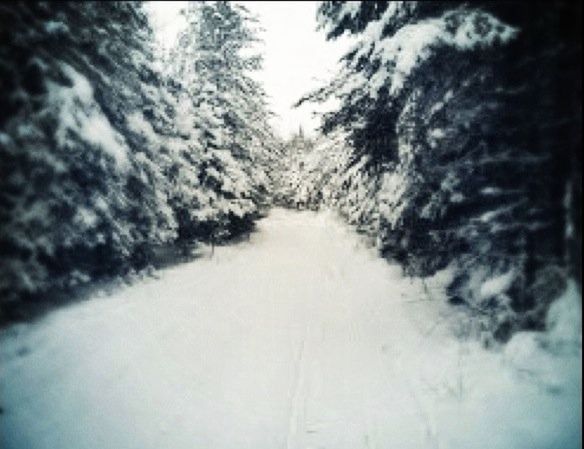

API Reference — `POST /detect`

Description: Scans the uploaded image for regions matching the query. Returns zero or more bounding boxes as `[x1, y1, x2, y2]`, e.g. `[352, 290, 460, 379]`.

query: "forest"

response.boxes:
[0, 2, 581, 448]
[1, 1, 279, 319]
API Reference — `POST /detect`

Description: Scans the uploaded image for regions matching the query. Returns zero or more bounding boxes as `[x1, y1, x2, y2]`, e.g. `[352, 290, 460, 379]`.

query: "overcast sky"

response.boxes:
[146, 1, 353, 138]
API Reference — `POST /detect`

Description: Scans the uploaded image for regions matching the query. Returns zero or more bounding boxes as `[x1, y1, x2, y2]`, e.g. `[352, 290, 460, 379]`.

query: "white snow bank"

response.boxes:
[545, 280, 582, 347]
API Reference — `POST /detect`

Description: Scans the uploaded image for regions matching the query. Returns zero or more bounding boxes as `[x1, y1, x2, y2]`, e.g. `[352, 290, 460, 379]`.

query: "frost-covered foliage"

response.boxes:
[274, 128, 318, 209]
[298, 1, 582, 340]
[0, 1, 276, 321]
[0, 2, 168, 316]
[167, 1, 277, 243]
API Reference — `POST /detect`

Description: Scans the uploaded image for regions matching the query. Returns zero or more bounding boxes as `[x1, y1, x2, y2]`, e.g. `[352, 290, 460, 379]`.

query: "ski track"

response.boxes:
[0, 208, 581, 449]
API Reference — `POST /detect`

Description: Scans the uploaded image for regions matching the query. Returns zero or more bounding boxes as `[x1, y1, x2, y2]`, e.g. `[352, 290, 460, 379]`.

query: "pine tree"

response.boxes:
[301, 1, 582, 339]
[0, 2, 178, 317]
[170, 1, 275, 242]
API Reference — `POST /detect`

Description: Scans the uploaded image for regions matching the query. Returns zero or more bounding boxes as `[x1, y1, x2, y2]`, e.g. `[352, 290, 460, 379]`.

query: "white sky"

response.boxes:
[145, 1, 353, 138]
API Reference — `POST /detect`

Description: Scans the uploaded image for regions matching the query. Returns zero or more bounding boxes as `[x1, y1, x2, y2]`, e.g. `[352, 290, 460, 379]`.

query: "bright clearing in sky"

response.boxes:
[145, 1, 353, 138]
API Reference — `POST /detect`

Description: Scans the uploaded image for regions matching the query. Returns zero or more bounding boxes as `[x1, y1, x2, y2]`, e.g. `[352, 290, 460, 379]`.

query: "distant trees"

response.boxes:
[0, 1, 276, 320]
[273, 128, 318, 209]
[295, 1, 582, 340]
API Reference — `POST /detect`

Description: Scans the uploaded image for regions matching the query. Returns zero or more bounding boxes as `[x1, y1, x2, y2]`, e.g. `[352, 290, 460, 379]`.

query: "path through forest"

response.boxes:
[0, 209, 580, 449]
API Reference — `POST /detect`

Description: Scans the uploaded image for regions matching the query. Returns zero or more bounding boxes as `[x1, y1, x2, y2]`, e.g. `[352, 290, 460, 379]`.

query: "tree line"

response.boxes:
[0, 1, 277, 321]
[1, 1, 580, 341]
[286, 0, 581, 341]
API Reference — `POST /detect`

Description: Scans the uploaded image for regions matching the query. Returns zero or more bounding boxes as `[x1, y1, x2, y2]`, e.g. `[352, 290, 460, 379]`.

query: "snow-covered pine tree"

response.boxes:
[301, 1, 582, 340]
[0, 2, 183, 318]
[273, 128, 315, 209]
[169, 1, 275, 244]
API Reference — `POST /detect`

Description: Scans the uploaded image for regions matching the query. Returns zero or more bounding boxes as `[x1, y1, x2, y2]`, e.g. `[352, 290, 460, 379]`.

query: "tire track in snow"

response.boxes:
[286, 325, 309, 449]
[382, 323, 441, 449]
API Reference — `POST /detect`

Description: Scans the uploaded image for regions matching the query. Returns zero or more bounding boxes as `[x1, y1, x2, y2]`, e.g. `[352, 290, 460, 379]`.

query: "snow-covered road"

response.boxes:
[0, 209, 581, 449]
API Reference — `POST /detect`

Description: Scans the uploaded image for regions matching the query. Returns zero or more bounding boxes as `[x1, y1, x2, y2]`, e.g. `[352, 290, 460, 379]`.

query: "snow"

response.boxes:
[378, 169, 409, 227]
[48, 63, 130, 170]
[73, 207, 98, 228]
[0, 132, 10, 146]
[452, 10, 518, 50]
[346, 7, 518, 98]
[0, 209, 580, 449]
[127, 112, 159, 143]
[429, 128, 446, 139]
[336, 1, 361, 23]
[545, 280, 582, 348]
[480, 269, 515, 299]
[43, 20, 69, 35]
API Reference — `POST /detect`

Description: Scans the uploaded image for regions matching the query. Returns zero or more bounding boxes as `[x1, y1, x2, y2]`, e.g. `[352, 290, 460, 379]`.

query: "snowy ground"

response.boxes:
[0, 209, 581, 449]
